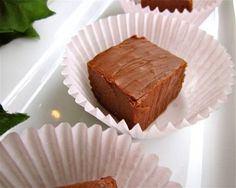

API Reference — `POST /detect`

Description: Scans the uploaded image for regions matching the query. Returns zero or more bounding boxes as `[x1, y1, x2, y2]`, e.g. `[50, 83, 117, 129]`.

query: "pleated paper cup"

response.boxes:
[0, 123, 180, 188]
[119, 0, 222, 26]
[62, 13, 234, 139]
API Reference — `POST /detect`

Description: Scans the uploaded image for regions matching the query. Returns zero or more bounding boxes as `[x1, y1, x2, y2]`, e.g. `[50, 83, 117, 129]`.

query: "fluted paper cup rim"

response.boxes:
[62, 13, 234, 139]
[119, 0, 223, 26]
[0, 122, 181, 188]
[119, 0, 222, 13]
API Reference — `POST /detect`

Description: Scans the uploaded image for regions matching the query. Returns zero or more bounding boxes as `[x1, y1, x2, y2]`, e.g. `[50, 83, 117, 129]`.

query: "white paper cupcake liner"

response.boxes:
[119, 0, 222, 26]
[62, 13, 234, 139]
[0, 123, 180, 188]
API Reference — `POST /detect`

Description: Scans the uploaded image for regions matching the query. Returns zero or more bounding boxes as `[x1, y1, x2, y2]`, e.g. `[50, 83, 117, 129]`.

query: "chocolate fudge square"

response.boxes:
[88, 36, 187, 130]
[58, 176, 117, 188]
[141, 0, 193, 12]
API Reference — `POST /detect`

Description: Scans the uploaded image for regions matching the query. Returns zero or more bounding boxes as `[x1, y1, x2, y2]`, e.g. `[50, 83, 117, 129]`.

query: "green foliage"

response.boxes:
[0, 105, 29, 135]
[0, 0, 55, 45]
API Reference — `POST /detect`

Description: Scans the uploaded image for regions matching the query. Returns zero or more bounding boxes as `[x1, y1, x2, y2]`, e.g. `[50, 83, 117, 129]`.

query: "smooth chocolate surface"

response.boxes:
[58, 176, 117, 188]
[88, 36, 187, 130]
[141, 0, 193, 12]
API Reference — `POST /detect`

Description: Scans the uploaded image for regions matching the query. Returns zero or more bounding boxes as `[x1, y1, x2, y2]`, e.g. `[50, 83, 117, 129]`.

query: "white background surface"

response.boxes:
[0, 0, 235, 187]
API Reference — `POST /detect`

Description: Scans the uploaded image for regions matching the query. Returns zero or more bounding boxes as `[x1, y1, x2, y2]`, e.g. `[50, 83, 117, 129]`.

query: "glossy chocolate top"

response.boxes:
[88, 36, 186, 101]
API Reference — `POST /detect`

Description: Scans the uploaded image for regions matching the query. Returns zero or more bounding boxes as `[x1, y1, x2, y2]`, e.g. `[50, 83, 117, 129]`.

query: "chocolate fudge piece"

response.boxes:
[88, 36, 187, 130]
[141, 0, 193, 12]
[58, 176, 117, 188]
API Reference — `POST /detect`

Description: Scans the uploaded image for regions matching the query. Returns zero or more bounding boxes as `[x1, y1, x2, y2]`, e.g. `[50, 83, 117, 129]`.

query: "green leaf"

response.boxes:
[0, 0, 55, 33]
[0, 105, 29, 135]
[0, 0, 55, 45]
[24, 25, 39, 38]
[0, 25, 39, 45]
